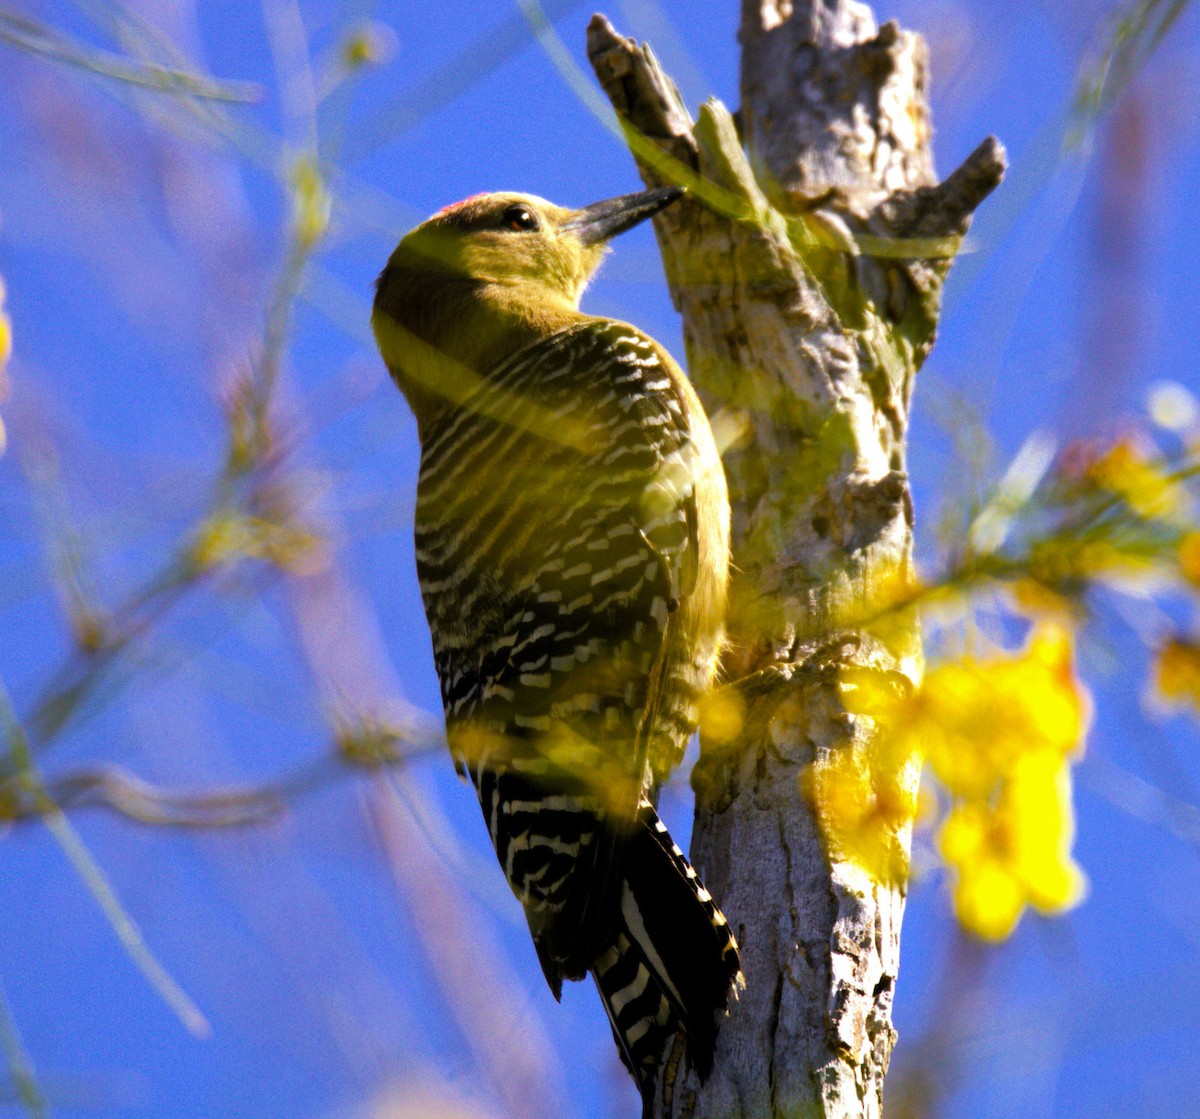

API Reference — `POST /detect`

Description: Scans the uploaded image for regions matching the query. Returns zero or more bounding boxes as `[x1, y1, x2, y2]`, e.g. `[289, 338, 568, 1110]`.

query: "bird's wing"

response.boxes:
[414, 319, 700, 981]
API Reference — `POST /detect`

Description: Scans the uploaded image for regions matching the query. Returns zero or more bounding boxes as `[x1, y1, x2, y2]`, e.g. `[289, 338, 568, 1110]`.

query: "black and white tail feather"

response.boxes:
[593, 800, 744, 1116]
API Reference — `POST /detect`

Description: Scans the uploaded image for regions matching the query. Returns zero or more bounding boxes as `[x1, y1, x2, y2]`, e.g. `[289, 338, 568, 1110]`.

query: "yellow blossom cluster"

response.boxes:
[1147, 533, 1200, 715]
[822, 625, 1089, 940]
[1178, 531, 1200, 587]
[1046, 435, 1200, 726]
[1010, 435, 1194, 603]
[1153, 637, 1200, 712]
[1076, 436, 1186, 521]
[799, 427, 1200, 940]
[335, 716, 406, 768]
[0, 277, 10, 368]
[920, 626, 1089, 939]
[915, 627, 1086, 795]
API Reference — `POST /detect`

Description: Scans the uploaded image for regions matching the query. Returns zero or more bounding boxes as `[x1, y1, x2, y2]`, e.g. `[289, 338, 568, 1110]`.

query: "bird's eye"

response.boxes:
[502, 206, 539, 232]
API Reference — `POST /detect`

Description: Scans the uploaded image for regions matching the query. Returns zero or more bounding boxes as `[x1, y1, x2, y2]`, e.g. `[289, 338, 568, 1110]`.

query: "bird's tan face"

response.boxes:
[394, 193, 606, 308]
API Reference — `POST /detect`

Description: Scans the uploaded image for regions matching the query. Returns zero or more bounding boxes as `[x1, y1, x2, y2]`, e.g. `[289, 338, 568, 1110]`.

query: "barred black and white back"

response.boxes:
[413, 319, 740, 1108]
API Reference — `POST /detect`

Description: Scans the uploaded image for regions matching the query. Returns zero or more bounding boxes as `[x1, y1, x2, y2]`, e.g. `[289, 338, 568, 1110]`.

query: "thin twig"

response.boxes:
[0, 9, 260, 102]
[341, 0, 589, 162]
[0, 682, 210, 1039]
[0, 720, 444, 830]
[0, 977, 45, 1119]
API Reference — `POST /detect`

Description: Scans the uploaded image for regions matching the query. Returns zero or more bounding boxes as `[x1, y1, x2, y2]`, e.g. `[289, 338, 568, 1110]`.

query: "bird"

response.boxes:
[372, 186, 742, 1114]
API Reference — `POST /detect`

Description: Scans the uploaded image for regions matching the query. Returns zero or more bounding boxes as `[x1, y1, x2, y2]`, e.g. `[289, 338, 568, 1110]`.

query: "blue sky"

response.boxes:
[2, 1, 1199, 1117]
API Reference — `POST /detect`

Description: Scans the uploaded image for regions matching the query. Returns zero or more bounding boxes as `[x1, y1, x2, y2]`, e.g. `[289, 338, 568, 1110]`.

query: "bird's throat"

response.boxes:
[373, 268, 582, 433]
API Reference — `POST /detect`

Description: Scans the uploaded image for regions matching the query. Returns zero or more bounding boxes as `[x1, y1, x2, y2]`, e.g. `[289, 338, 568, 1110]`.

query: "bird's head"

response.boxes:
[380, 186, 683, 308]
[372, 186, 683, 428]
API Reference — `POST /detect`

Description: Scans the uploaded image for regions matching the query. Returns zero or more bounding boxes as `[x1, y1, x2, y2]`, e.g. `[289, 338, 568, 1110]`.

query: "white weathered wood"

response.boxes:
[589, 5, 1004, 1116]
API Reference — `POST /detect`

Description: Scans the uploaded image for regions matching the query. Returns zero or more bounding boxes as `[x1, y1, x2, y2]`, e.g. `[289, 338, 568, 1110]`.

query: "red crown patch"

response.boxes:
[433, 193, 490, 218]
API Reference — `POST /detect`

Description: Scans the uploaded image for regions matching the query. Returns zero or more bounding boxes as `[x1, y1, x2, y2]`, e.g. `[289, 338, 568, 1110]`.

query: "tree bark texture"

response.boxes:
[588, 4, 1005, 1117]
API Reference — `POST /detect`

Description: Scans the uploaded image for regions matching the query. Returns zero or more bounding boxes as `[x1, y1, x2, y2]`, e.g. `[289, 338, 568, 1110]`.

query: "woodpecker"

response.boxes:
[372, 187, 742, 1113]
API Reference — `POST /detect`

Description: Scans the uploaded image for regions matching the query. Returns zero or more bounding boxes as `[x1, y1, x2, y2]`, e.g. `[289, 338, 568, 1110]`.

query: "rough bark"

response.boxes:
[588, 4, 1005, 1117]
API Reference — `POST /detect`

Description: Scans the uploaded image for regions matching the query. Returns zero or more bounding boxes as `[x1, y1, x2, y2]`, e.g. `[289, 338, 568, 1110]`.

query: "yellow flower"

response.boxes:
[938, 750, 1087, 940]
[1178, 533, 1200, 588]
[846, 626, 1090, 938]
[807, 627, 1091, 927]
[0, 276, 10, 456]
[910, 625, 1089, 800]
[1080, 436, 1182, 520]
[0, 278, 10, 368]
[1153, 637, 1200, 711]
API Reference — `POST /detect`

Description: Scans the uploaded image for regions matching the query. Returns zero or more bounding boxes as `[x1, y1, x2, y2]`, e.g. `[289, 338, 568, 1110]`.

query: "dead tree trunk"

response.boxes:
[588, 4, 1005, 1116]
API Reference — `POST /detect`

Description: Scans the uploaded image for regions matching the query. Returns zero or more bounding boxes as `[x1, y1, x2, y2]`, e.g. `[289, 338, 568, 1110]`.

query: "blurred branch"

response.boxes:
[86, 2, 284, 173]
[72, 3, 417, 241]
[878, 437, 1200, 639]
[342, 0, 589, 163]
[254, 159, 330, 414]
[1068, 0, 1194, 147]
[0, 8, 261, 102]
[2, 761, 307, 830]
[0, 713, 444, 830]
[0, 682, 209, 1039]
[263, 0, 319, 152]
[0, 976, 45, 1119]
[1082, 753, 1200, 847]
[7, 141, 333, 768]
[948, 0, 1192, 319]
[24, 440, 108, 654]
[370, 777, 571, 1119]
[22, 556, 197, 751]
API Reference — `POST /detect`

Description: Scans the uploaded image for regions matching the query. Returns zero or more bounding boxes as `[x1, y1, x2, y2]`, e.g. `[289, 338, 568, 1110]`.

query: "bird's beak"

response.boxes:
[562, 186, 685, 247]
